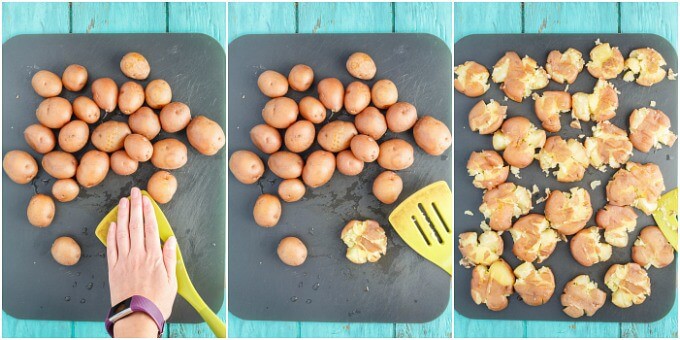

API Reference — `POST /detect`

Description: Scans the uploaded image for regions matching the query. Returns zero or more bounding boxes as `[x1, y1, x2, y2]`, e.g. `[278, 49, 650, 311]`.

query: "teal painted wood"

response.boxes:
[621, 2, 678, 50]
[621, 298, 678, 338]
[297, 2, 393, 33]
[169, 2, 226, 49]
[395, 2, 452, 49]
[524, 2, 618, 34]
[2, 312, 72, 338]
[396, 297, 452, 338]
[227, 2, 296, 42]
[453, 2, 522, 42]
[71, 2, 166, 34]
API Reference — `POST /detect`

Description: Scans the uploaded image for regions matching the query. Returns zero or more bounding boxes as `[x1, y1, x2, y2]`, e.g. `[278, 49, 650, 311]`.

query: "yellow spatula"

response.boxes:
[388, 181, 452, 275]
[95, 190, 226, 338]
[653, 188, 678, 251]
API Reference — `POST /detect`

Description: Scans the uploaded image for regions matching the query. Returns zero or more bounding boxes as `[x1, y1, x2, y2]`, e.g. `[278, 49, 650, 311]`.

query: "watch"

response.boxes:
[105, 295, 165, 337]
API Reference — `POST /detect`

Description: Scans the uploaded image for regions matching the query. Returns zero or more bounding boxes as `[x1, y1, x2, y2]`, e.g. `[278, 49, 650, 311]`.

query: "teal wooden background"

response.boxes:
[454, 2, 678, 338]
[1, 2, 226, 338]
[228, 2, 452, 338]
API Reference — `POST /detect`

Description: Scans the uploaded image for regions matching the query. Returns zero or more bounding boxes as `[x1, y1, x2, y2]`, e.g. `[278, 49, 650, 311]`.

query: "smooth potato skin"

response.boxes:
[51, 236, 81, 266]
[187, 116, 226, 156]
[284, 120, 315, 153]
[3, 150, 38, 184]
[36, 97, 72, 129]
[145, 79, 172, 109]
[268, 151, 304, 179]
[229, 150, 265, 185]
[344, 81, 371, 115]
[278, 178, 306, 202]
[318, 78, 344, 112]
[371, 79, 398, 109]
[160, 102, 192, 133]
[258, 70, 288, 98]
[76, 150, 110, 188]
[377, 139, 414, 170]
[147, 170, 177, 204]
[350, 134, 380, 162]
[250, 124, 281, 154]
[336, 150, 364, 176]
[302, 150, 336, 188]
[253, 194, 281, 227]
[118, 81, 145, 115]
[354, 106, 387, 140]
[42, 151, 77, 179]
[61, 64, 88, 92]
[128, 107, 161, 140]
[31, 70, 62, 97]
[317, 120, 358, 152]
[346, 52, 377, 80]
[120, 52, 151, 80]
[27, 194, 55, 227]
[262, 97, 299, 129]
[24, 124, 56, 154]
[72, 96, 101, 124]
[373, 171, 403, 204]
[277, 236, 307, 266]
[151, 139, 188, 170]
[413, 116, 452, 156]
[110, 150, 138, 176]
[288, 64, 314, 92]
[386, 102, 418, 133]
[298, 96, 327, 124]
[58, 120, 89, 153]
[52, 178, 80, 202]
[124, 134, 154, 162]
[91, 78, 118, 112]
[91, 121, 131, 153]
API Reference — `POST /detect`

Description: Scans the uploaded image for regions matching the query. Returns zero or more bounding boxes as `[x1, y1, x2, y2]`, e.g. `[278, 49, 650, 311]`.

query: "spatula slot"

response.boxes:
[411, 215, 432, 246]
[418, 203, 443, 244]
[431, 202, 451, 234]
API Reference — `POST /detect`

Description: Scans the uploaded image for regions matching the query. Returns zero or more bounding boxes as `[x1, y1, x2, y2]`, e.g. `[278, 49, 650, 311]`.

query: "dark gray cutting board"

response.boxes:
[228, 34, 452, 323]
[454, 34, 678, 322]
[2, 34, 225, 323]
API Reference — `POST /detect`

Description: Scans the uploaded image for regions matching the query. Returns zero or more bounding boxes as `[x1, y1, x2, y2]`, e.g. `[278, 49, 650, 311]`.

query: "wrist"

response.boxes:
[113, 312, 159, 338]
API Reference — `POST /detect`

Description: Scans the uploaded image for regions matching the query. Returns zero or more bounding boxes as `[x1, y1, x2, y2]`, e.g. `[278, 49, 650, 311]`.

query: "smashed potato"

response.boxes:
[546, 48, 585, 84]
[596, 205, 638, 248]
[467, 150, 509, 190]
[340, 220, 387, 264]
[492, 117, 546, 168]
[570, 227, 612, 267]
[606, 162, 665, 215]
[534, 91, 571, 132]
[468, 100, 507, 135]
[509, 214, 560, 263]
[513, 262, 555, 306]
[492, 52, 549, 102]
[584, 121, 633, 169]
[623, 48, 667, 86]
[571, 79, 618, 122]
[471, 259, 515, 311]
[545, 187, 593, 235]
[479, 182, 533, 231]
[537, 136, 589, 182]
[561, 275, 606, 318]
[604, 263, 651, 308]
[632, 226, 674, 269]
[629, 107, 677, 153]
[586, 42, 625, 79]
[458, 230, 504, 268]
[454, 61, 490, 97]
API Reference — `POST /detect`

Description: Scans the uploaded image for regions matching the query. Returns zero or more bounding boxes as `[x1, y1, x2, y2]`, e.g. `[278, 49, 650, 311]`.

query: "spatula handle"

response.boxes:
[179, 287, 226, 338]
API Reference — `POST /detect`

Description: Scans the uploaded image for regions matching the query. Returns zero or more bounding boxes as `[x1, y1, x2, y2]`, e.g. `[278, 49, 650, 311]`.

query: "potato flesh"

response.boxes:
[561, 275, 606, 318]
[458, 231, 503, 267]
[479, 183, 533, 231]
[605, 263, 651, 308]
[624, 48, 667, 86]
[629, 108, 677, 152]
[341, 220, 387, 264]
[606, 162, 665, 215]
[509, 214, 560, 263]
[584, 121, 633, 169]
[537, 137, 588, 182]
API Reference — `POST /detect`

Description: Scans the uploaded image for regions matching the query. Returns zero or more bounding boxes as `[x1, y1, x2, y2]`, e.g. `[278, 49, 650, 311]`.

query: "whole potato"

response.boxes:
[27, 194, 55, 227]
[350, 134, 380, 162]
[302, 150, 335, 188]
[129, 107, 161, 140]
[373, 171, 403, 204]
[151, 139, 188, 170]
[58, 120, 89, 153]
[61, 64, 88, 92]
[344, 81, 371, 115]
[72, 96, 101, 124]
[52, 178, 79, 202]
[377, 139, 414, 170]
[277, 236, 307, 266]
[386, 102, 418, 132]
[258, 70, 288, 98]
[284, 120, 315, 153]
[346, 52, 377, 80]
[268, 151, 304, 179]
[91, 78, 118, 112]
[187, 116, 226, 156]
[145, 79, 172, 109]
[278, 178, 306, 202]
[288, 64, 314, 92]
[336, 150, 364, 176]
[317, 120, 358, 152]
[76, 150, 109, 188]
[31, 70, 62, 97]
[160, 102, 191, 133]
[91, 121, 131, 152]
[124, 134, 153, 162]
[24, 124, 56, 154]
[253, 194, 281, 227]
[147, 170, 177, 204]
[51, 236, 81, 266]
[110, 150, 138, 176]
[229, 150, 265, 184]
[299, 96, 327, 124]
[250, 124, 281, 154]
[371, 79, 398, 109]
[36, 97, 72, 129]
[42, 151, 77, 179]
[2, 150, 38, 184]
[118, 81, 145, 115]
[318, 78, 344, 112]
[355, 106, 387, 140]
[413, 116, 452, 156]
[262, 97, 298, 129]
[120, 52, 151, 80]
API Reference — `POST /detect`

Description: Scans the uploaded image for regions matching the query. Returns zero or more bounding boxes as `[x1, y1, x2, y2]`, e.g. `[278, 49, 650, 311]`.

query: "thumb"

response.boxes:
[162, 236, 177, 283]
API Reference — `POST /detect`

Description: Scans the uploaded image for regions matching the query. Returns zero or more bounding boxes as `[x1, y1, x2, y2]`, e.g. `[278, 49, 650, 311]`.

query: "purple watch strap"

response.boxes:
[105, 295, 165, 337]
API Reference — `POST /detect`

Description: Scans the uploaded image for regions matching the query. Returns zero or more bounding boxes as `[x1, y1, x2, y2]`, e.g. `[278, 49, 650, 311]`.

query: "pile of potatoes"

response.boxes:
[2, 52, 225, 266]
[229, 52, 452, 267]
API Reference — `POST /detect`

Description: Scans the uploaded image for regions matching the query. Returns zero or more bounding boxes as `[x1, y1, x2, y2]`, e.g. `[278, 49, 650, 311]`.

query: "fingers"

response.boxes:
[142, 196, 161, 256]
[106, 222, 117, 267]
[162, 236, 178, 283]
[116, 197, 130, 256]
[128, 187, 145, 254]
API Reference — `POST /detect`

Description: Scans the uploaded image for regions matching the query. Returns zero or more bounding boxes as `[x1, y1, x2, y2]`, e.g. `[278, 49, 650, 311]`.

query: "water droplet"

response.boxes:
[364, 286, 370, 292]
[87, 282, 93, 290]
[290, 296, 298, 302]
[305, 299, 312, 304]
[64, 296, 71, 302]
[80, 299, 86, 304]
[414, 299, 418, 303]
[312, 282, 320, 290]
[72, 282, 77, 288]
[76, 272, 81, 276]
[298, 282, 303, 288]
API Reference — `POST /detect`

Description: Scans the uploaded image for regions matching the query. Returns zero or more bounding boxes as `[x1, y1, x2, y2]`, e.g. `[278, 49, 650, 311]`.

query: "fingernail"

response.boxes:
[168, 236, 177, 249]
[132, 187, 140, 198]
[119, 198, 127, 207]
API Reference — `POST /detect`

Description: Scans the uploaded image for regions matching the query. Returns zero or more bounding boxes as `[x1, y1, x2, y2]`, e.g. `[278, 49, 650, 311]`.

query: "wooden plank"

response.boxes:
[169, 2, 226, 49]
[2, 311, 73, 338]
[525, 320, 620, 338]
[453, 2, 522, 43]
[71, 2, 166, 34]
[621, 2, 678, 49]
[395, 2, 452, 48]
[297, 2, 393, 33]
[396, 298, 452, 338]
[72, 321, 170, 338]
[228, 2, 296, 43]
[169, 302, 225, 338]
[228, 313, 299, 338]
[524, 2, 618, 33]
[621, 297, 678, 338]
